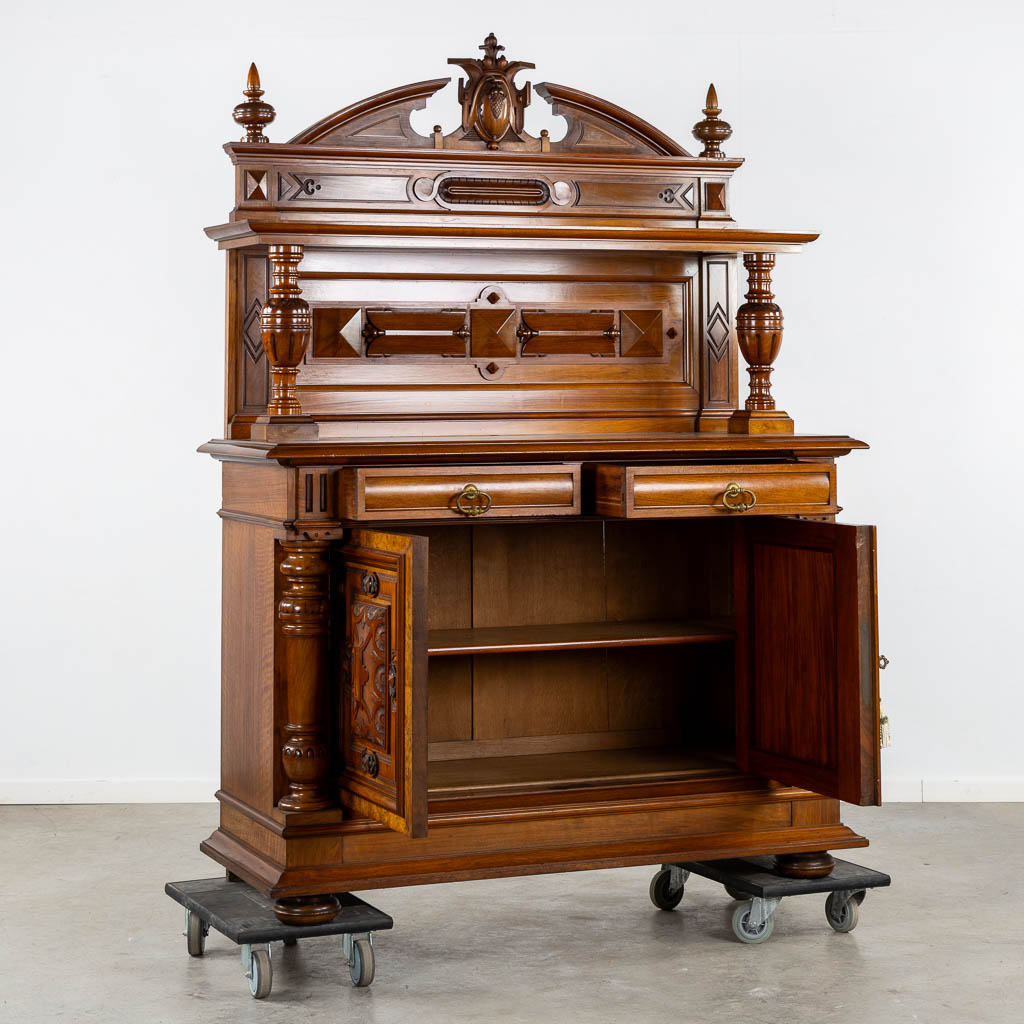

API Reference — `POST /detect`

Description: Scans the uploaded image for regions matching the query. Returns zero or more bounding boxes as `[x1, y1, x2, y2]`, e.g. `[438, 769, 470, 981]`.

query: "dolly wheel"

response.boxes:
[731, 903, 775, 944]
[825, 891, 863, 933]
[649, 868, 685, 911]
[349, 938, 375, 987]
[185, 910, 208, 957]
[248, 948, 272, 999]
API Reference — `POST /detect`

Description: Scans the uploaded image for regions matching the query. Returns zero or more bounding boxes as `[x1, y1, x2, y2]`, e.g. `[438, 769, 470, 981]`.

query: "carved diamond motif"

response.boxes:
[243, 169, 268, 201]
[707, 302, 730, 361]
[242, 299, 264, 363]
[705, 182, 727, 211]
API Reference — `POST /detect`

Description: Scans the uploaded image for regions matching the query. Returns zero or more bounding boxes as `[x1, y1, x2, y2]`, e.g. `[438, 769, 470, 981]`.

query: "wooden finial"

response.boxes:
[232, 62, 275, 144]
[692, 83, 732, 159]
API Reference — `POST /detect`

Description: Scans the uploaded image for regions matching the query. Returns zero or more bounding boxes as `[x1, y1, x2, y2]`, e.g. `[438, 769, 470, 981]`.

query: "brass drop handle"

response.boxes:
[454, 483, 492, 517]
[721, 481, 757, 513]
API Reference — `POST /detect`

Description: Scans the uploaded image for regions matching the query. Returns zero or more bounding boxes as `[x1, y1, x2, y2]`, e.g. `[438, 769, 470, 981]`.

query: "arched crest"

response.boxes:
[287, 34, 693, 157]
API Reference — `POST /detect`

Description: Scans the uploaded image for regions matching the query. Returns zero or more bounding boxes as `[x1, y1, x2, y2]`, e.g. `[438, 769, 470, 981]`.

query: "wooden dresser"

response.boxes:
[198, 35, 881, 926]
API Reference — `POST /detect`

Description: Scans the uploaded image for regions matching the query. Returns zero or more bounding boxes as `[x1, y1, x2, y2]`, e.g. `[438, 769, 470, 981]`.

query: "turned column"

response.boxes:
[728, 253, 795, 434]
[274, 538, 341, 925]
[250, 244, 319, 440]
[277, 539, 333, 812]
[262, 244, 311, 416]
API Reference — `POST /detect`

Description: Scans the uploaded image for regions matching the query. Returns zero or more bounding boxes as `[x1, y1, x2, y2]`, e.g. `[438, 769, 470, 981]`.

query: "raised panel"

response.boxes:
[591, 463, 837, 518]
[340, 465, 581, 521]
[364, 309, 468, 356]
[470, 307, 518, 357]
[337, 530, 428, 836]
[312, 307, 361, 358]
[519, 309, 617, 356]
[620, 309, 663, 357]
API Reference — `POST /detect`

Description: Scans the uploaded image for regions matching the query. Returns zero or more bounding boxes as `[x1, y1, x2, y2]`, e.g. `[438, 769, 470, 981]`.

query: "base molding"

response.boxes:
[200, 821, 867, 899]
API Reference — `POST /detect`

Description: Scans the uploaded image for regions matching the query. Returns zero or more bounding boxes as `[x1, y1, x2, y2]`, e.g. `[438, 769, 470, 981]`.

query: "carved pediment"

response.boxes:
[278, 34, 695, 158]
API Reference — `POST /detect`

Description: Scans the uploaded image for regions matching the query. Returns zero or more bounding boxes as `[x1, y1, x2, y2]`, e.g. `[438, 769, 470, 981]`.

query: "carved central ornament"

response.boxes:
[449, 33, 534, 150]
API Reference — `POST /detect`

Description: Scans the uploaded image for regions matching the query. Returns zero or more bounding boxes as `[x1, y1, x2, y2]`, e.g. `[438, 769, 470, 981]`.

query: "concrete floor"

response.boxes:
[1, 804, 1021, 1023]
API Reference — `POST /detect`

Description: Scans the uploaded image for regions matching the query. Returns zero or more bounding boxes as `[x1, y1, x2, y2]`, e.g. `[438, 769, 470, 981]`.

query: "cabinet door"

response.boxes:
[337, 529, 428, 836]
[734, 519, 880, 805]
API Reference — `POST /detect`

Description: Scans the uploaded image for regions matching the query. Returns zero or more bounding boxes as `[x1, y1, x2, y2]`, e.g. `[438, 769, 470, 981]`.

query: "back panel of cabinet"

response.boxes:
[413, 520, 734, 765]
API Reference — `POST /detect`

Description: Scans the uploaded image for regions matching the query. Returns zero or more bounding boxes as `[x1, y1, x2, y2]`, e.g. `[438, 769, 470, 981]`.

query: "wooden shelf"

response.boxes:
[427, 618, 734, 656]
[428, 746, 738, 796]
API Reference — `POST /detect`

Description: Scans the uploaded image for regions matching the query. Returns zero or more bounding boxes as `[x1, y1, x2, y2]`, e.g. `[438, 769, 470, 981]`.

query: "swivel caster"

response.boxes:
[825, 889, 865, 933]
[241, 943, 272, 999]
[184, 909, 209, 957]
[344, 932, 375, 987]
[649, 864, 689, 911]
[731, 898, 779, 944]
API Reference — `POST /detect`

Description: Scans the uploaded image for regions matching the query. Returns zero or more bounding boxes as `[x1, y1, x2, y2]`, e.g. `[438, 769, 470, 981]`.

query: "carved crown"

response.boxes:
[273, 33, 727, 159]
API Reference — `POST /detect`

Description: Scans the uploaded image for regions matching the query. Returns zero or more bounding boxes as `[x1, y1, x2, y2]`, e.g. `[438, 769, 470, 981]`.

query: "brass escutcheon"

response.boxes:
[454, 483, 493, 517]
[721, 481, 757, 513]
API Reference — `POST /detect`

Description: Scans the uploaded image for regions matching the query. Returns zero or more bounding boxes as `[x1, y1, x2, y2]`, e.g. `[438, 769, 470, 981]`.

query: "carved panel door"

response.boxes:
[336, 530, 428, 836]
[734, 519, 881, 806]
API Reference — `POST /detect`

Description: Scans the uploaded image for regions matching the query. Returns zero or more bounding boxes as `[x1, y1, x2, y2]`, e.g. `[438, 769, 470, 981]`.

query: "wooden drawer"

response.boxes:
[591, 463, 837, 518]
[341, 464, 582, 521]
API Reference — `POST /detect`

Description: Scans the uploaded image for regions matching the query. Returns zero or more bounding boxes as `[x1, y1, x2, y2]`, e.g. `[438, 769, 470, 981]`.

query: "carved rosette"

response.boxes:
[449, 33, 534, 150]
[735, 254, 784, 411]
[277, 540, 333, 812]
[261, 245, 312, 416]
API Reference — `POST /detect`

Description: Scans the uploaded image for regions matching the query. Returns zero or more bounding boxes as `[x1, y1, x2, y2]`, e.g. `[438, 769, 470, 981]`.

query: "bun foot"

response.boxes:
[774, 851, 835, 878]
[273, 894, 341, 926]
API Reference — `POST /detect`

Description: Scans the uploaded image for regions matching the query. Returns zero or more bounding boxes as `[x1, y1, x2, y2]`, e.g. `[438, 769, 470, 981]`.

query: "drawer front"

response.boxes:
[341, 464, 582, 521]
[592, 463, 837, 518]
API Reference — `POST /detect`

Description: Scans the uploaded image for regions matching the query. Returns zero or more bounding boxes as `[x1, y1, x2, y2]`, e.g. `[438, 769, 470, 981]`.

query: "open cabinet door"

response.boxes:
[734, 519, 881, 805]
[336, 529, 428, 836]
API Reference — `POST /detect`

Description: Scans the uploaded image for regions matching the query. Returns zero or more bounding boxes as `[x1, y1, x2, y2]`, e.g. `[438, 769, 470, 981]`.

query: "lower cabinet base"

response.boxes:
[200, 789, 868, 900]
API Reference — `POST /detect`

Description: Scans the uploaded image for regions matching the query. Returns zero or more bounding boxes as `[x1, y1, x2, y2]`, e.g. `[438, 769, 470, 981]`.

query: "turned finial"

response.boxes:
[232, 62, 275, 144]
[692, 83, 732, 159]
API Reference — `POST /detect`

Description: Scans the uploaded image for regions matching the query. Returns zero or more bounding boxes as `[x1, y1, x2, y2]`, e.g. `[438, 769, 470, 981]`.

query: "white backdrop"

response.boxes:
[2, 0, 1022, 802]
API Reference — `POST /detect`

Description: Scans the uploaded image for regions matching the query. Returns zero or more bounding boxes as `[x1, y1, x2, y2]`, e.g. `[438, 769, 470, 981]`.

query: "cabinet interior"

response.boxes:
[407, 520, 740, 799]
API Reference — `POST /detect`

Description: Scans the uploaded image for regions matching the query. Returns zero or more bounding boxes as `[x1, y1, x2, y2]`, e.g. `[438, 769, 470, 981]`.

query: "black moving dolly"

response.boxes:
[165, 877, 392, 998]
[648, 856, 891, 943]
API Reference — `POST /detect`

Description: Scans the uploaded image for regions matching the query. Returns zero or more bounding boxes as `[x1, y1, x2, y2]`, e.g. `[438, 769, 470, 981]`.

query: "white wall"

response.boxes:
[2, 0, 1022, 802]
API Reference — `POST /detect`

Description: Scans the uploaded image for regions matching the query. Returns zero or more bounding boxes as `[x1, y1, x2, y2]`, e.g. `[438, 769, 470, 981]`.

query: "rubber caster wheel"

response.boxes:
[724, 885, 748, 901]
[649, 868, 685, 911]
[185, 909, 208, 957]
[349, 938, 375, 987]
[825, 890, 864, 933]
[731, 903, 775, 944]
[248, 948, 272, 999]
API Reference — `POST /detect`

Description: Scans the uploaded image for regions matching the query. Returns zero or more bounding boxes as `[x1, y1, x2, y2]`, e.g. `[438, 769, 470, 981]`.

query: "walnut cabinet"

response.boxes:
[198, 37, 881, 922]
